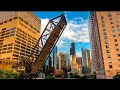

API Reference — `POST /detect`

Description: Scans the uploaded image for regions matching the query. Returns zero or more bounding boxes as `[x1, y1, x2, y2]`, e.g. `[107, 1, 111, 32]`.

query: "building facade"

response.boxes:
[70, 42, 76, 55]
[0, 11, 41, 68]
[58, 52, 67, 71]
[82, 48, 91, 74]
[89, 11, 120, 79]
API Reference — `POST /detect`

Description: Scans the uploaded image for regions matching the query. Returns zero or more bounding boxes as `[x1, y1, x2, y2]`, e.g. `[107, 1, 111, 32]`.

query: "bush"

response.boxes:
[45, 74, 55, 79]
[0, 69, 19, 79]
[113, 74, 120, 79]
[70, 73, 81, 78]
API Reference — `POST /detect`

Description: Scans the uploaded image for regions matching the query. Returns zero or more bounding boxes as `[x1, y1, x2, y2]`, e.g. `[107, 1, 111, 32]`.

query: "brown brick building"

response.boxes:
[90, 11, 120, 79]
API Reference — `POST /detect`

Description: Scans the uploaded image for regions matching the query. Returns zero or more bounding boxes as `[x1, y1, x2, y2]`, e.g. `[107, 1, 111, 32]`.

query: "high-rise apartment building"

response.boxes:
[0, 11, 41, 67]
[89, 11, 120, 79]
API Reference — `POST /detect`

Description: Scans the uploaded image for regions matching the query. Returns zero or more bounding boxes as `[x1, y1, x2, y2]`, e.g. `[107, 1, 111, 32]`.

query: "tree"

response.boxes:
[113, 74, 120, 79]
[0, 69, 19, 79]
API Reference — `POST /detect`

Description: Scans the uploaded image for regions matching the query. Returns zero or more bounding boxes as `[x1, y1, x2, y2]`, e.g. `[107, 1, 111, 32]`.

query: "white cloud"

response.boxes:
[41, 18, 49, 34]
[56, 17, 89, 49]
[76, 52, 82, 57]
[40, 15, 89, 57]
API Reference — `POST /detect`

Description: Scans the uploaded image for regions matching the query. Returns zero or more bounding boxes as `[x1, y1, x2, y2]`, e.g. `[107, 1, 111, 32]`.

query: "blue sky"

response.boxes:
[34, 11, 90, 57]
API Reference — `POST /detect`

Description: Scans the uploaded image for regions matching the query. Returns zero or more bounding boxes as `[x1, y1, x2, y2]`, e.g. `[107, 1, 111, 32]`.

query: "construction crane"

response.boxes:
[12, 14, 67, 79]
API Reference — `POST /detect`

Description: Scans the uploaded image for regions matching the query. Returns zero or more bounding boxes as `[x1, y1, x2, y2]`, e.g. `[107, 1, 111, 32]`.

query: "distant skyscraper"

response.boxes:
[53, 46, 58, 69]
[82, 48, 91, 74]
[76, 57, 82, 65]
[58, 52, 67, 71]
[45, 46, 58, 67]
[76, 57, 82, 75]
[70, 42, 76, 55]
[65, 53, 70, 67]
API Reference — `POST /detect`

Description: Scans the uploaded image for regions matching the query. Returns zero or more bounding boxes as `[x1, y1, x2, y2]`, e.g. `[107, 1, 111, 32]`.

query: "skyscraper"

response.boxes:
[58, 52, 67, 71]
[82, 48, 91, 74]
[76, 57, 82, 65]
[53, 46, 58, 69]
[65, 53, 70, 67]
[0, 11, 41, 69]
[70, 42, 76, 55]
[89, 11, 120, 79]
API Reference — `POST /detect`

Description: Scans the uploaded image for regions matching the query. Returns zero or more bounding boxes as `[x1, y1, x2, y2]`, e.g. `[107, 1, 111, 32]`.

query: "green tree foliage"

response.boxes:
[113, 74, 120, 79]
[0, 69, 19, 79]
[45, 74, 55, 79]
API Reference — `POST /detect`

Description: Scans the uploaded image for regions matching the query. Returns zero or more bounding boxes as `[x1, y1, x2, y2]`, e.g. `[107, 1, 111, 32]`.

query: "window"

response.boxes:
[2, 28, 6, 30]
[16, 37, 21, 41]
[16, 34, 21, 38]
[117, 25, 119, 28]
[108, 14, 112, 17]
[0, 22, 3, 25]
[3, 48, 7, 50]
[0, 61, 1, 64]
[8, 47, 12, 49]
[108, 60, 112, 63]
[104, 36, 107, 39]
[21, 49, 25, 52]
[11, 27, 16, 30]
[14, 47, 19, 50]
[117, 54, 120, 57]
[107, 49, 110, 53]
[102, 24, 105, 27]
[20, 52, 25, 55]
[3, 45, 7, 47]
[106, 45, 109, 48]
[7, 50, 12, 53]
[113, 35, 116, 37]
[115, 44, 118, 46]
[109, 65, 113, 69]
[116, 49, 119, 51]
[112, 26, 114, 28]
[10, 33, 15, 36]
[13, 54, 19, 57]
[110, 18, 112, 20]
[15, 40, 20, 44]
[101, 16, 104, 19]
[107, 54, 111, 58]
[118, 59, 120, 62]
[11, 31, 15, 33]
[118, 29, 120, 32]
[111, 22, 113, 24]
[101, 20, 104, 23]
[14, 44, 20, 47]
[8, 43, 13, 46]
[21, 46, 25, 49]
[112, 30, 115, 32]
[13, 50, 19, 54]
[104, 32, 107, 35]
[114, 39, 117, 42]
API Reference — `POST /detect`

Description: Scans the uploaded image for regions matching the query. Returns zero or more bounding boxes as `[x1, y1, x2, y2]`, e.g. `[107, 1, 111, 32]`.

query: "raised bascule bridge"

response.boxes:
[13, 14, 67, 79]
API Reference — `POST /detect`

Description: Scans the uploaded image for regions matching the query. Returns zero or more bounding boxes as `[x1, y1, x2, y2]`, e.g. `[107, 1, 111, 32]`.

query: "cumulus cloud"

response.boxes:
[56, 17, 89, 48]
[41, 18, 49, 34]
[40, 15, 89, 57]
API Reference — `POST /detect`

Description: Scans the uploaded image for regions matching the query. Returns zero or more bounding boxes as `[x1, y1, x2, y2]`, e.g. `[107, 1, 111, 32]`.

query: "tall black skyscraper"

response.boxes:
[70, 42, 76, 55]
